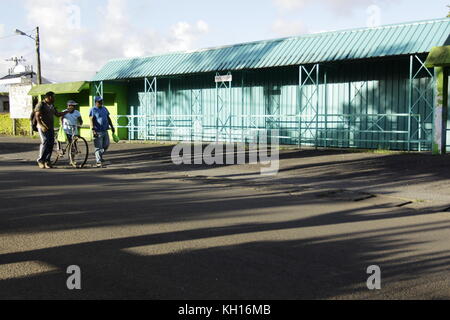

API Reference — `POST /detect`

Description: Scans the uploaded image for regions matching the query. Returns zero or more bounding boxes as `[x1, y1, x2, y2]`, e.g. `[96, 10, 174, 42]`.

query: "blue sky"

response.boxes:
[0, 0, 448, 81]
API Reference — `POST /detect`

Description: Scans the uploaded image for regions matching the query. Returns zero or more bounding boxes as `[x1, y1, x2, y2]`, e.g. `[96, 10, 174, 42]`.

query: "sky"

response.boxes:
[0, 0, 448, 82]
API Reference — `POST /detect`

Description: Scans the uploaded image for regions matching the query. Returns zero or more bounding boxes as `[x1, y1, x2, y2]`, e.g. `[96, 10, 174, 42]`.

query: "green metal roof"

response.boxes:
[28, 81, 89, 96]
[93, 18, 450, 81]
[425, 45, 450, 67]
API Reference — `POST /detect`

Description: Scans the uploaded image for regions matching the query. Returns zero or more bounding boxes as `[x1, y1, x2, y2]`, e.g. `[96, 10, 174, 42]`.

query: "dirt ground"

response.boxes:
[0, 136, 449, 300]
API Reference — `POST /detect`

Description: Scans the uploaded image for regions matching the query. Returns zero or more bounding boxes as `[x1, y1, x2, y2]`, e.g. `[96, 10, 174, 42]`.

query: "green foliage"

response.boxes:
[0, 113, 32, 136]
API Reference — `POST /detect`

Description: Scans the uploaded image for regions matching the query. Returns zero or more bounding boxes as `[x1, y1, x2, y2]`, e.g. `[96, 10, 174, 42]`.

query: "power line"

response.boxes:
[45, 68, 96, 74]
[0, 62, 94, 73]
[1, 51, 35, 64]
[0, 34, 19, 40]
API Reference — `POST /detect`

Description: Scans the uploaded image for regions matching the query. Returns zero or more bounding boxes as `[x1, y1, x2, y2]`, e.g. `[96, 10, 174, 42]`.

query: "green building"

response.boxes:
[91, 19, 450, 151]
[28, 81, 128, 141]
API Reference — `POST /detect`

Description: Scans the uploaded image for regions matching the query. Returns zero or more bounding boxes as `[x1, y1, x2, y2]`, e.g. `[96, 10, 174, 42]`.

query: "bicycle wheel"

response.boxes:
[50, 140, 63, 166]
[69, 136, 89, 168]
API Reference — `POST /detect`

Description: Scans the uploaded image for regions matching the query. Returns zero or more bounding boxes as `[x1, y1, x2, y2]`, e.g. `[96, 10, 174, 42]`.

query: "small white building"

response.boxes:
[0, 63, 51, 118]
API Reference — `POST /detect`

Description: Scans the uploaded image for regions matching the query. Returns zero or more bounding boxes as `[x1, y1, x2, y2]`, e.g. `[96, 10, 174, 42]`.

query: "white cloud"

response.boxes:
[274, 0, 307, 10]
[196, 20, 210, 33]
[168, 20, 210, 51]
[271, 0, 389, 38]
[17, 0, 210, 82]
[274, 0, 390, 15]
[22, 0, 96, 81]
[272, 19, 309, 37]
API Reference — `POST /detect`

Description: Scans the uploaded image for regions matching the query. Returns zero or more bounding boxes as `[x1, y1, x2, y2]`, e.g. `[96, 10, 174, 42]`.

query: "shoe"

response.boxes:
[37, 161, 45, 169]
[44, 162, 53, 169]
[96, 163, 103, 168]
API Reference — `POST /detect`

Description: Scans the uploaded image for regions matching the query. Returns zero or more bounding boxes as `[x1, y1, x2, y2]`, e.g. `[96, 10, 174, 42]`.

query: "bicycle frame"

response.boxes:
[53, 125, 89, 168]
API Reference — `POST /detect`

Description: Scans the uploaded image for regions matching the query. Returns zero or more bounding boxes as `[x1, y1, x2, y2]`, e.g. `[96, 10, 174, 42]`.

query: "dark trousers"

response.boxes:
[66, 133, 73, 145]
[38, 128, 55, 163]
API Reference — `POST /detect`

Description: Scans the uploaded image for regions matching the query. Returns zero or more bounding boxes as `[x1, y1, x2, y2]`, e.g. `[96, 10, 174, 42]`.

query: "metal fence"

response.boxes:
[112, 112, 426, 151]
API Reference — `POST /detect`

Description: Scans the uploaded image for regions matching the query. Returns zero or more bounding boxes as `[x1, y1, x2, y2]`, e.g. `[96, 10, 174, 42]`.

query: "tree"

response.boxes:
[448, 5, 450, 17]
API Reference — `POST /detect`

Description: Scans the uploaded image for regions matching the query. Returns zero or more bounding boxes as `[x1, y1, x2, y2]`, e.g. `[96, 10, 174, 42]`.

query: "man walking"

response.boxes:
[35, 91, 68, 169]
[90, 96, 115, 168]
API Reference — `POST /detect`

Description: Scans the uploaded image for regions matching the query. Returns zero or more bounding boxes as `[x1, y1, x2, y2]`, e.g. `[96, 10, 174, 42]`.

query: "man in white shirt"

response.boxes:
[62, 100, 83, 141]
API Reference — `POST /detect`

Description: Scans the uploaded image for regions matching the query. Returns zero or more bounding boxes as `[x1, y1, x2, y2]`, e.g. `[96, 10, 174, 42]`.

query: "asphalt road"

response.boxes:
[0, 136, 449, 300]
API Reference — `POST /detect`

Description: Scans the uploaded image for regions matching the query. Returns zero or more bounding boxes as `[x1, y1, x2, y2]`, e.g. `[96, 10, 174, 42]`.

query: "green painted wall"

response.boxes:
[0, 114, 31, 135]
[90, 82, 128, 141]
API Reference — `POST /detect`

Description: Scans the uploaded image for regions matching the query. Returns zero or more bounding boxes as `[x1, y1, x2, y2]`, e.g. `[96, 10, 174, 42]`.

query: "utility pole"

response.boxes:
[15, 27, 42, 136]
[35, 27, 42, 85]
[15, 27, 42, 84]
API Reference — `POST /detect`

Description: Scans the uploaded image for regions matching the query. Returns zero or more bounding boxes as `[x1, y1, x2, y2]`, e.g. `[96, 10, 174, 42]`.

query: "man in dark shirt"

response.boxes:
[35, 92, 68, 169]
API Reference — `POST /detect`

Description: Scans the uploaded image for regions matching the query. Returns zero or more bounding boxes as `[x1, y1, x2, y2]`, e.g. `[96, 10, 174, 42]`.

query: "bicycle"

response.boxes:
[51, 125, 89, 168]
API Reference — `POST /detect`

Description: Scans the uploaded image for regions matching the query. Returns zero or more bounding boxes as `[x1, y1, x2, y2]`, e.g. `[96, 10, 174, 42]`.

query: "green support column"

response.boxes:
[425, 46, 450, 155]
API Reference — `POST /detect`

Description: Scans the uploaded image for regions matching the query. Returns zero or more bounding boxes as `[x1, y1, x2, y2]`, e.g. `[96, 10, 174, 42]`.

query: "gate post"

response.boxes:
[94, 81, 103, 103]
[298, 64, 320, 148]
[143, 77, 157, 141]
[215, 72, 232, 143]
[409, 54, 436, 152]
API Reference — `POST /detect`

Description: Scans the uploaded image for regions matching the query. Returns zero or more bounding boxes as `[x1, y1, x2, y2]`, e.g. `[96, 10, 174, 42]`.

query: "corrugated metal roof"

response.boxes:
[93, 18, 450, 81]
[28, 81, 89, 96]
[0, 71, 35, 80]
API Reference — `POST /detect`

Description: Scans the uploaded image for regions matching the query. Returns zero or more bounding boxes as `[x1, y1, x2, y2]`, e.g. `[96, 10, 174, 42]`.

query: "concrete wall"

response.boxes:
[9, 83, 33, 119]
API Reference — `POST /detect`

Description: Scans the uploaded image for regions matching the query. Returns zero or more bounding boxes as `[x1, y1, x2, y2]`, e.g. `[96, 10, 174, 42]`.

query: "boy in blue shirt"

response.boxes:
[62, 100, 83, 142]
[89, 96, 115, 168]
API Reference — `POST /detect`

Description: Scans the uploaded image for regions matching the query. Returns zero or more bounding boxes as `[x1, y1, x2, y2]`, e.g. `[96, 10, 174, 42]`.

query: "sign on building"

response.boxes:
[215, 75, 233, 83]
[9, 83, 33, 119]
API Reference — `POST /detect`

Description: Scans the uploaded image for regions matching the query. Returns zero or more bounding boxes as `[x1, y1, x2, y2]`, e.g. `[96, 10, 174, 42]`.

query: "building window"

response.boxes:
[3, 101, 9, 112]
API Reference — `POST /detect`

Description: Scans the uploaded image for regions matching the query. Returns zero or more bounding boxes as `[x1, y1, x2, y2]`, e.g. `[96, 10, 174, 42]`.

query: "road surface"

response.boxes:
[0, 136, 449, 299]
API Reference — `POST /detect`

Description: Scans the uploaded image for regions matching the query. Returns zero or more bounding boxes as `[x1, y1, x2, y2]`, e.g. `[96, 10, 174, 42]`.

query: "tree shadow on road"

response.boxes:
[0, 219, 449, 299]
